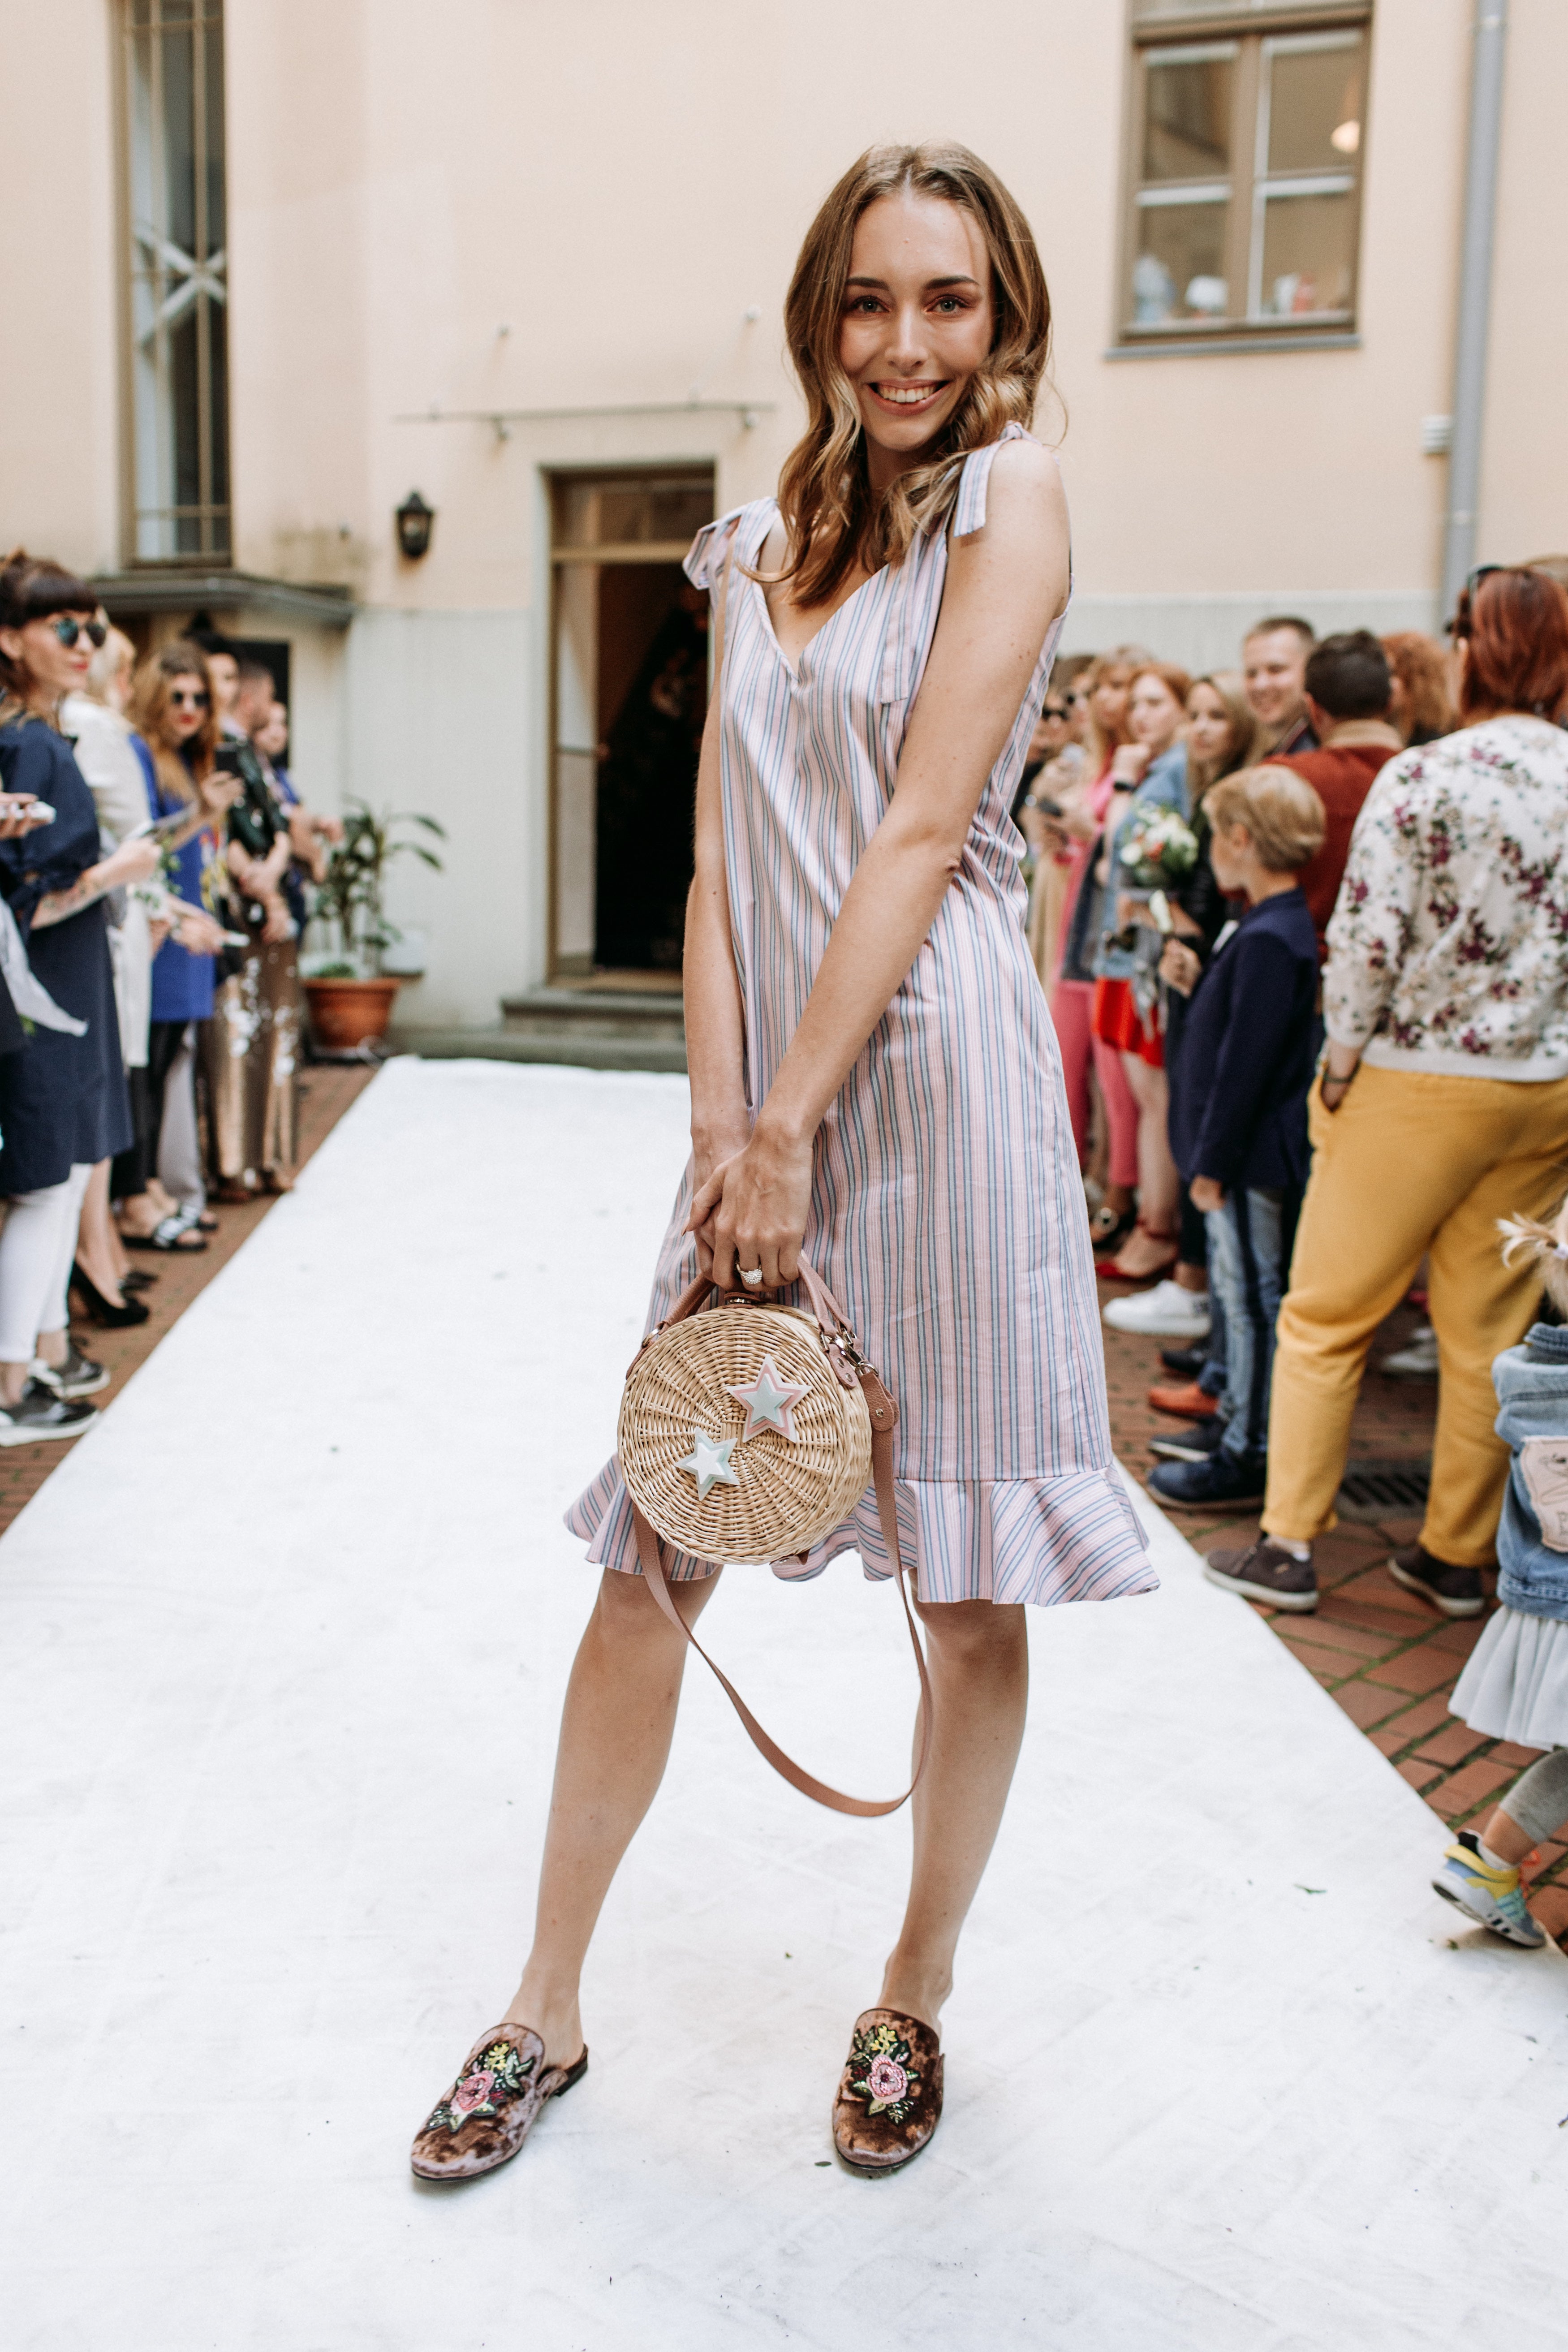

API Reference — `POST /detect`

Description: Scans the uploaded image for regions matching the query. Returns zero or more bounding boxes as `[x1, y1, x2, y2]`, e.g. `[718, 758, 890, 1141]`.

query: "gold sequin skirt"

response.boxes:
[201, 921, 302, 1191]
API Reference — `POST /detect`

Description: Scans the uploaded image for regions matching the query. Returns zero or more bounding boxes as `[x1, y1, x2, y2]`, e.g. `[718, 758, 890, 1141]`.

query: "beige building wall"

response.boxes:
[0, 4, 121, 573]
[4, 0, 1565, 1025]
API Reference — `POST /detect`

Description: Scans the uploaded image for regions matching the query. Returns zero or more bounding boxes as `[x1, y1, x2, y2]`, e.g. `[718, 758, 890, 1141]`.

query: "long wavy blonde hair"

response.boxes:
[129, 641, 219, 806]
[772, 142, 1052, 607]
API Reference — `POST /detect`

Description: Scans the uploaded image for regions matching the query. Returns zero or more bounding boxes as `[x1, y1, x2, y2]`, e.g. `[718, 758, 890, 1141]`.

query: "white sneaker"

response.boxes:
[1380, 1324, 1439, 1378]
[1102, 1279, 1211, 1339]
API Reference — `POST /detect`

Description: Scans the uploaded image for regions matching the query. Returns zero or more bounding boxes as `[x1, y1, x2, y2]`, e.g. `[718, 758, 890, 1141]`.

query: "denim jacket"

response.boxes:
[1493, 1321, 1568, 1620]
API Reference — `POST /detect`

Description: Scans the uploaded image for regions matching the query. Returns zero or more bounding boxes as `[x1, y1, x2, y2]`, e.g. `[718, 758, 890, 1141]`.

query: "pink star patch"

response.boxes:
[726, 1353, 809, 1443]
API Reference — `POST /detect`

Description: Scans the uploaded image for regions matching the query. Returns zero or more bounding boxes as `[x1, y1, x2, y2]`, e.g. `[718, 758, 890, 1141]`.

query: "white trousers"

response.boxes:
[0, 1162, 93, 1361]
[157, 1026, 205, 1218]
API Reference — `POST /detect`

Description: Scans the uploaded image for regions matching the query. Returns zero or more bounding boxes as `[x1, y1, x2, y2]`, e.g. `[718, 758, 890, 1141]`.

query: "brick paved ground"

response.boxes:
[1100, 1272, 1568, 1943]
[0, 1062, 375, 1539]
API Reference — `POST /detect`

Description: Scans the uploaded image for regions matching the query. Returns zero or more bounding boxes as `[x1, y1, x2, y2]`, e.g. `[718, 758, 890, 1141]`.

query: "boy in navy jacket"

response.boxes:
[1147, 766, 1326, 1512]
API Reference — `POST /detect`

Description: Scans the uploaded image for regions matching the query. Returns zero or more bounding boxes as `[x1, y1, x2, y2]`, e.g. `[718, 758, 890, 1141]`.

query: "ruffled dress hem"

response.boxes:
[564, 1458, 1157, 1611]
[1450, 1605, 1568, 1749]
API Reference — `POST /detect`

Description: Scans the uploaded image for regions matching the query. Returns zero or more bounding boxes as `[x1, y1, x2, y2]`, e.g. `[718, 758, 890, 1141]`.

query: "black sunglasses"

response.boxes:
[1042, 702, 1069, 722]
[51, 616, 108, 650]
[169, 688, 210, 710]
[1447, 562, 1508, 636]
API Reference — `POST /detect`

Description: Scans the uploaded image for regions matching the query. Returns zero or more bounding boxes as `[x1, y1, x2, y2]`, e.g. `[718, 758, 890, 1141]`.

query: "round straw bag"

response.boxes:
[617, 1257, 931, 1818]
[620, 1295, 870, 1566]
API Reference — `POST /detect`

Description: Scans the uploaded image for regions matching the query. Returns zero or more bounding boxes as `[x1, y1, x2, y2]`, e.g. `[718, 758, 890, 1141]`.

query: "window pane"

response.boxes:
[1143, 52, 1233, 181]
[208, 298, 230, 511]
[1267, 36, 1366, 175]
[1130, 201, 1230, 325]
[169, 309, 202, 553]
[160, 26, 198, 257]
[205, 15, 227, 250]
[1259, 189, 1356, 317]
[553, 475, 713, 552]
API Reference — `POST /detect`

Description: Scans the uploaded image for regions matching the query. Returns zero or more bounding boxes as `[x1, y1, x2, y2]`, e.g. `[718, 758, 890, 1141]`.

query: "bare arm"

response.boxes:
[31, 835, 163, 930]
[694, 441, 1070, 1288]
[681, 600, 752, 1270]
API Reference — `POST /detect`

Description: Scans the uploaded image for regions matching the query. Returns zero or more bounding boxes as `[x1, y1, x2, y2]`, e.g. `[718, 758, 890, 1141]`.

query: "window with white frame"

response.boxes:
[1121, 2, 1370, 347]
[121, 0, 230, 559]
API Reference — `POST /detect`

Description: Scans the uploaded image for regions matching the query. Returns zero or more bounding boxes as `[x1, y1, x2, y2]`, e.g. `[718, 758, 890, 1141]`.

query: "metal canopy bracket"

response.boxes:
[398, 400, 775, 448]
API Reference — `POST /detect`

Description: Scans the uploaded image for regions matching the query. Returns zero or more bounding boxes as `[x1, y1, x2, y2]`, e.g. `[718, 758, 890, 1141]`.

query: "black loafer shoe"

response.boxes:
[1387, 1543, 1486, 1620]
[1203, 1535, 1318, 1612]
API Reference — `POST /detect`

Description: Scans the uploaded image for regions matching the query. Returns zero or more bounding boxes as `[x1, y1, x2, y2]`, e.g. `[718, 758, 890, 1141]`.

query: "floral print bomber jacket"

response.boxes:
[1323, 716, 1568, 1080]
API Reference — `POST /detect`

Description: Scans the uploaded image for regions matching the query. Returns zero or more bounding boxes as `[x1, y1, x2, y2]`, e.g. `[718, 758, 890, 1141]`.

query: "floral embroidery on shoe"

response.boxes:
[846, 2020, 921, 2120]
[423, 2038, 537, 2133]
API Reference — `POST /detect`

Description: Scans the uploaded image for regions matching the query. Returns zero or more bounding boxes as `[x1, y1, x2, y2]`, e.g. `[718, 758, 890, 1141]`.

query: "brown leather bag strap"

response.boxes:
[629, 1252, 857, 1377]
[630, 1390, 931, 1816]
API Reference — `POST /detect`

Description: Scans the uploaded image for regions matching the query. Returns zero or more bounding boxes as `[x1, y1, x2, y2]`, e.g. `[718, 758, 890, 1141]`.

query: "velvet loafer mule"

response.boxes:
[410, 2022, 588, 2182]
[832, 2007, 944, 2177]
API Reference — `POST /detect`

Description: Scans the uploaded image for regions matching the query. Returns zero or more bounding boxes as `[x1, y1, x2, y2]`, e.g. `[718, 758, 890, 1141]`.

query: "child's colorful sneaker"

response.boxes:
[1431, 1830, 1546, 1947]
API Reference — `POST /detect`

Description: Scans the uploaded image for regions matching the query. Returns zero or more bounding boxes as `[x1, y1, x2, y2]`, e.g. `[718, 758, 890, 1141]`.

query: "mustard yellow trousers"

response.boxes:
[1262, 1064, 1568, 1564]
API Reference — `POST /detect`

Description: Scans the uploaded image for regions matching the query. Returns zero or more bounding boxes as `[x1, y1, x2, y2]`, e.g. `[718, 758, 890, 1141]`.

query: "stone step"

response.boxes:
[393, 1025, 687, 1075]
[499, 986, 686, 1044]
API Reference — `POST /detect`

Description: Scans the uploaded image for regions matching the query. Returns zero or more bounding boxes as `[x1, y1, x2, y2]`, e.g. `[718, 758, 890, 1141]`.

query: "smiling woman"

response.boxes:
[413, 142, 1155, 2198]
[767, 142, 1051, 613]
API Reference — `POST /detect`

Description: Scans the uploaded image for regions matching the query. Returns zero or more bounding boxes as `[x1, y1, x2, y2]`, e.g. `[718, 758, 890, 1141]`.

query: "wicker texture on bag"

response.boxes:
[619, 1301, 872, 1566]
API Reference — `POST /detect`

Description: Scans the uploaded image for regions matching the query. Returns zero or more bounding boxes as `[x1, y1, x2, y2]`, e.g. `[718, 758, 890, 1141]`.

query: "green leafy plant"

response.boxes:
[308, 801, 445, 977]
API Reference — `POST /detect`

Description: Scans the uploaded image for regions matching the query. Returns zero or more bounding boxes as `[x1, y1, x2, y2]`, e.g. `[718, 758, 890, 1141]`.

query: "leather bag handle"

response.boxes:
[626, 1258, 932, 1817]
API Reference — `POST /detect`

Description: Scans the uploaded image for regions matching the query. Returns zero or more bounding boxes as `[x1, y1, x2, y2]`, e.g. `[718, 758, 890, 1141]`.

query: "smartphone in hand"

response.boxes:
[0, 793, 51, 827]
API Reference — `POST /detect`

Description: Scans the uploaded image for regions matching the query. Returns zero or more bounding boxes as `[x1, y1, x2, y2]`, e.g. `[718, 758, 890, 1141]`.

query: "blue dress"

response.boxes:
[139, 741, 218, 1026]
[0, 718, 132, 1192]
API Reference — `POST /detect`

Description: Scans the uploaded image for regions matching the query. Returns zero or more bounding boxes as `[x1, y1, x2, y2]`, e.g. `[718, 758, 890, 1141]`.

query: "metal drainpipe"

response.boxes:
[1439, 0, 1510, 623]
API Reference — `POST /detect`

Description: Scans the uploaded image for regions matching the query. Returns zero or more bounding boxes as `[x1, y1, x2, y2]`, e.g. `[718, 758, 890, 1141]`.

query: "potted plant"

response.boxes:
[302, 801, 445, 1053]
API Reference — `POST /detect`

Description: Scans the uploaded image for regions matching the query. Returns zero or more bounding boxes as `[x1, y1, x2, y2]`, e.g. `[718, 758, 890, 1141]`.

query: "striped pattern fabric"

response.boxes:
[568, 427, 1156, 1608]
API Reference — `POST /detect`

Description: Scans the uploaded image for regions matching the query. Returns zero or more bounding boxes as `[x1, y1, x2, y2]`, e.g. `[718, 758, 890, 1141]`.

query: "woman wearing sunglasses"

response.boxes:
[125, 646, 235, 1250]
[0, 552, 162, 1440]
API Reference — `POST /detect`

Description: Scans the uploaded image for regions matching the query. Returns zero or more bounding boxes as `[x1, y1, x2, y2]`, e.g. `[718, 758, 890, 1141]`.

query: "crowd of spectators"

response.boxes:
[0, 549, 339, 1442]
[1020, 566, 1568, 1645]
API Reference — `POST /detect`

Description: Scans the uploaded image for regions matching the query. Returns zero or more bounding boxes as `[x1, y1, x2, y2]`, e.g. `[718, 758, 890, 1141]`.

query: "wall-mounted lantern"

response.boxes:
[395, 489, 435, 560]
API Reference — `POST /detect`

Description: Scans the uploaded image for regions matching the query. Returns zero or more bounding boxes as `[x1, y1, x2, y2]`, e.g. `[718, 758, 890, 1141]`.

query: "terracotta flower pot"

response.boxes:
[303, 975, 401, 1053]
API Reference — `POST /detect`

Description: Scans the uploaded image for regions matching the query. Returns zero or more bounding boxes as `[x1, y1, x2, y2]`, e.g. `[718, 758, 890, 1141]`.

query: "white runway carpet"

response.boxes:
[1, 1059, 1565, 2351]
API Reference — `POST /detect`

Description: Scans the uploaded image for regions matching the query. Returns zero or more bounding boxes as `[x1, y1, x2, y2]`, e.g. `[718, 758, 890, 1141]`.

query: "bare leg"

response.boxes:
[1479, 1808, 1536, 1867]
[1112, 1054, 1180, 1274]
[878, 1600, 1029, 2029]
[502, 1565, 722, 2062]
[74, 1160, 133, 1308]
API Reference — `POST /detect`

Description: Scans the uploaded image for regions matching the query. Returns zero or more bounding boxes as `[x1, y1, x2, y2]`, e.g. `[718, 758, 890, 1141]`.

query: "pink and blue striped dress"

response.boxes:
[569, 426, 1155, 1609]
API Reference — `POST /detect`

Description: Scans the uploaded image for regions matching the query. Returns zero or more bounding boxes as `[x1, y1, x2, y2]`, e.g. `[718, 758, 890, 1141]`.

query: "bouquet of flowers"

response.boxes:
[1119, 806, 1198, 889]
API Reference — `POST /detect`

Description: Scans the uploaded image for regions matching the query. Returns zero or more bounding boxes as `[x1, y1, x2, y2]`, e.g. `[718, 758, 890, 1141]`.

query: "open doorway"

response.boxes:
[551, 467, 715, 985]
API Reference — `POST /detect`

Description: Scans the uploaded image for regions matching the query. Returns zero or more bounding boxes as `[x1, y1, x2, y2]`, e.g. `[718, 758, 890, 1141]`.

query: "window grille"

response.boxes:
[121, 0, 230, 559]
